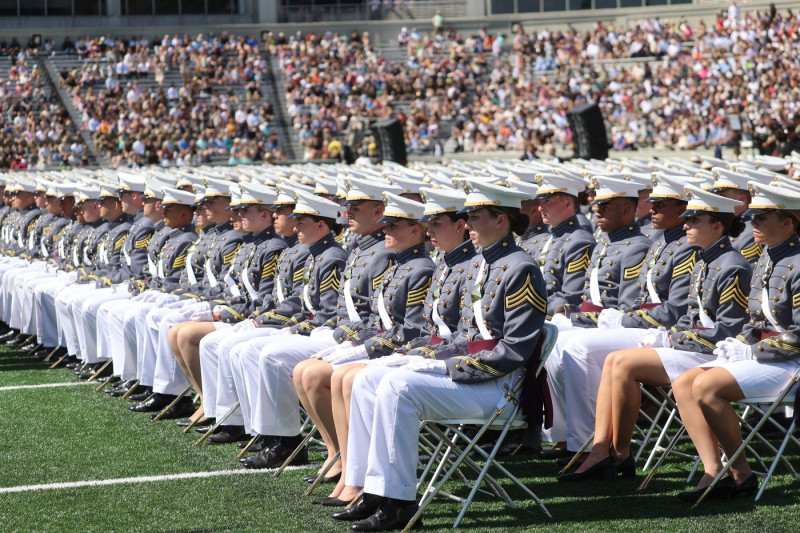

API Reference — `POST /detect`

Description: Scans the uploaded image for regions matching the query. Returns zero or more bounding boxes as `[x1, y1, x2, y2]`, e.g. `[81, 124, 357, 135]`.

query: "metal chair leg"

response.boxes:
[192, 401, 239, 445]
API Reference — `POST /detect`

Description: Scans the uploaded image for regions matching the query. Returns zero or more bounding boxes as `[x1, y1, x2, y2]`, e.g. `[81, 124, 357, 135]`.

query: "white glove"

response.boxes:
[366, 353, 411, 367]
[321, 345, 368, 365]
[713, 337, 753, 362]
[597, 308, 624, 329]
[277, 327, 293, 336]
[165, 300, 186, 309]
[311, 344, 342, 360]
[309, 326, 332, 338]
[548, 313, 573, 330]
[190, 308, 214, 322]
[638, 327, 671, 349]
[405, 357, 448, 374]
[231, 320, 257, 333]
[131, 291, 150, 302]
[187, 301, 212, 313]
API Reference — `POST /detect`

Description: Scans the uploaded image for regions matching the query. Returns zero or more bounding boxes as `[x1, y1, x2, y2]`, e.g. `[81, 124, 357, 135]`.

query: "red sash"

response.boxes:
[579, 302, 605, 313]
[761, 330, 780, 340]
[467, 339, 500, 354]
[639, 303, 662, 310]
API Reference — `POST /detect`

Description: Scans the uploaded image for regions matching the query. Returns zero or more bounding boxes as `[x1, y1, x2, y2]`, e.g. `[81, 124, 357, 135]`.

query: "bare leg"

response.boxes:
[693, 367, 753, 483]
[176, 322, 216, 420]
[294, 359, 342, 482]
[674, 368, 724, 489]
[573, 351, 615, 473]
[609, 348, 670, 461]
[331, 363, 366, 501]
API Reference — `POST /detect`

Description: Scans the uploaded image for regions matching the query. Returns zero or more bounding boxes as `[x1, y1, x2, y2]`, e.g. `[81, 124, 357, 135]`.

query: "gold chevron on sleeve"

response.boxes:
[220, 306, 245, 321]
[293, 268, 304, 283]
[740, 243, 763, 259]
[623, 257, 646, 280]
[672, 251, 697, 277]
[114, 234, 127, 250]
[261, 255, 278, 279]
[793, 292, 800, 309]
[172, 253, 187, 269]
[223, 244, 242, 265]
[719, 275, 750, 309]
[135, 235, 152, 249]
[372, 260, 394, 291]
[452, 356, 505, 377]
[319, 266, 340, 292]
[505, 272, 547, 313]
[566, 248, 592, 273]
[406, 278, 432, 307]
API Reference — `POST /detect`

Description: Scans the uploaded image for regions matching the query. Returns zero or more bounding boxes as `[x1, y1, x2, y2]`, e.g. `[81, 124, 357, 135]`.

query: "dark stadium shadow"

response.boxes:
[0, 351, 47, 372]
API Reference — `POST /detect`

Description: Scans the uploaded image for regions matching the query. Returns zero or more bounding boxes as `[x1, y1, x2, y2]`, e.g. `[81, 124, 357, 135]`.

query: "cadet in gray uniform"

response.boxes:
[673, 182, 800, 503]
[559, 185, 752, 482]
[338, 180, 547, 532]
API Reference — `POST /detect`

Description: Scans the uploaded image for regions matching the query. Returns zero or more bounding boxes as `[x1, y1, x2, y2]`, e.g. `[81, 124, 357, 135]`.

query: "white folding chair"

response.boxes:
[403, 323, 558, 531]
[694, 368, 800, 507]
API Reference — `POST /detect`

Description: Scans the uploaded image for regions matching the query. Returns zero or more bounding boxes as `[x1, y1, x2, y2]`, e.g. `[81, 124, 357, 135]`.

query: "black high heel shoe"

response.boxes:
[733, 473, 758, 497]
[677, 476, 734, 503]
[557, 456, 616, 482]
[616, 455, 636, 478]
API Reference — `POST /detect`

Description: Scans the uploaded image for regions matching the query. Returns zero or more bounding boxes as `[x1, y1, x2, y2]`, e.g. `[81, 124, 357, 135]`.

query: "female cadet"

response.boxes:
[332, 181, 547, 532]
[299, 187, 476, 505]
[671, 183, 800, 502]
[559, 185, 752, 482]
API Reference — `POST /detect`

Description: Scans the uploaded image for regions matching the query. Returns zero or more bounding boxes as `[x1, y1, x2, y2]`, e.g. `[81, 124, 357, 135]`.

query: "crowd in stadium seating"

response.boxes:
[0, 46, 88, 171]
[57, 32, 287, 167]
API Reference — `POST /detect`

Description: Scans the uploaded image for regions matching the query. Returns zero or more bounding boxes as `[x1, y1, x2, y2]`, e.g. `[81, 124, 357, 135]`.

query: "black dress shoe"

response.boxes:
[557, 456, 616, 483]
[65, 360, 82, 370]
[311, 496, 349, 507]
[127, 387, 153, 402]
[129, 393, 176, 413]
[539, 446, 571, 459]
[239, 443, 308, 470]
[96, 375, 120, 385]
[350, 498, 419, 532]
[616, 455, 636, 478]
[304, 472, 341, 485]
[238, 434, 268, 450]
[331, 493, 387, 521]
[148, 397, 195, 420]
[677, 476, 735, 503]
[207, 425, 247, 444]
[733, 473, 759, 497]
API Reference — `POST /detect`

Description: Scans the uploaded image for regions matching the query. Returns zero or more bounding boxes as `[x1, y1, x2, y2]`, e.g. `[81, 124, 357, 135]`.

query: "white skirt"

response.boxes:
[655, 347, 716, 382]
[700, 358, 799, 399]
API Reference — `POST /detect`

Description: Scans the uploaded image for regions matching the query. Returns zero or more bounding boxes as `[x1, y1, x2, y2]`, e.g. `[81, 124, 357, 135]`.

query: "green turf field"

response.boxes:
[1, 345, 799, 532]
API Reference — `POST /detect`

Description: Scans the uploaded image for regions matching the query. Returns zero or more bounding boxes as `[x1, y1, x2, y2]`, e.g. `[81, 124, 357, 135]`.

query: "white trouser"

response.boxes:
[150, 306, 194, 396]
[248, 328, 337, 437]
[134, 293, 179, 386]
[103, 298, 155, 381]
[9, 263, 50, 331]
[347, 366, 512, 501]
[34, 273, 76, 347]
[55, 283, 97, 357]
[0, 258, 29, 321]
[557, 327, 649, 451]
[198, 326, 280, 428]
[75, 286, 131, 363]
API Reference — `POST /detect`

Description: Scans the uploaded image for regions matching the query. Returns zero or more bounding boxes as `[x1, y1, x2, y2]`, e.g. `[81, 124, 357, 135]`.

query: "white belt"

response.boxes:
[589, 245, 607, 306]
[148, 253, 158, 279]
[242, 260, 258, 300]
[536, 236, 553, 268]
[377, 288, 393, 330]
[432, 298, 452, 339]
[224, 270, 242, 298]
[100, 241, 109, 264]
[343, 278, 360, 321]
[275, 270, 285, 303]
[17, 230, 24, 248]
[761, 263, 785, 332]
[472, 260, 492, 340]
[695, 275, 715, 329]
[123, 244, 132, 266]
[302, 282, 315, 313]
[28, 231, 35, 250]
[204, 258, 219, 287]
[73, 244, 80, 266]
[82, 244, 91, 265]
[40, 240, 49, 258]
[157, 255, 166, 279]
[184, 252, 196, 284]
[645, 243, 664, 304]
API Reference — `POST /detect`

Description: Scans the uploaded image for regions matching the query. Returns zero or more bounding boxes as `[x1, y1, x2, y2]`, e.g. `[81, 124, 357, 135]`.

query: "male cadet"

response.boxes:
[102, 184, 196, 397]
[177, 182, 307, 436]
[231, 176, 398, 468]
[506, 173, 549, 258]
[710, 167, 764, 263]
[156, 180, 290, 427]
[197, 189, 346, 448]
[532, 173, 597, 318]
[55, 180, 133, 377]
[130, 178, 245, 416]
[0, 178, 42, 311]
[541, 176, 652, 453]
[554, 174, 701, 457]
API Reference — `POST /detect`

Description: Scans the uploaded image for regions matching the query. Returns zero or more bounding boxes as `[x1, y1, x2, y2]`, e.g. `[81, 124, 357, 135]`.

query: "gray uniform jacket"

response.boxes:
[191, 221, 245, 301]
[570, 223, 651, 327]
[39, 214, 71, 261]
[518, 223, 549, 259]
[668, 237, 752, 353]
[738, 235, 800, 360]
[249, 234, 309, 326]
[620, 225, 700, 329]
[106, 211, 156, 284]
[284, 234, 349, 333]
[333, 243, 434, 358]
[130, 219, 171, 294]
[731, 216, 762, 264]
[539, 215, 596, 317]
[22, 212, 54, 259]
[170, 223, 218, 298]
[427, 235, 548, 384]
[147, 224, 199, 292]
[80, 215, 132, 282]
